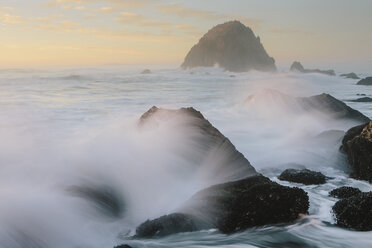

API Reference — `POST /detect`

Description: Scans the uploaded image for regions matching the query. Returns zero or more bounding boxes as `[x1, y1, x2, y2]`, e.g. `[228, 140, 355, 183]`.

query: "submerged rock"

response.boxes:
[357, 77, 372, 85]
[181, 21, 276, 72]
[114, 245, 132, 248]
[333, 192, 372, 231]
[341, 121, 372, 182]
[290, 61, 335, 76]
[340, 73, 360, 79]
[350, 97, 372, 102]
[135, 175, 309, 237]
[139, 106, 257, 184]
[329, 186, 362, 199]
[278, 169, 327, 185]
[140, 69, 151, 74]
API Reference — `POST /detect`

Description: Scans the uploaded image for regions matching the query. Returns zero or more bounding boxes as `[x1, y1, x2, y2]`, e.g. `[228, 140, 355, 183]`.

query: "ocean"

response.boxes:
[0, 66, 371, 248]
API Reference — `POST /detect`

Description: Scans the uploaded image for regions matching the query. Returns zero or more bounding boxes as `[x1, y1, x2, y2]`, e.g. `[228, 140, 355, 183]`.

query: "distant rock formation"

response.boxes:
[357, 77, 372, 85]
[290, 61, 335, 76]
[181, 21, 276, 72]
[340, 72, 360, 79]
[139, 106, 257, 184]
[341, 121, 372, 182]
[135, 175, 308, 237]
[140, 69, 151, 74]
[350, 97, 372, 102]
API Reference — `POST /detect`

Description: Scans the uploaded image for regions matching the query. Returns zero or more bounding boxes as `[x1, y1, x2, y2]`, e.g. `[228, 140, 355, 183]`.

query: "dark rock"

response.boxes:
[329, 186, 362, 199]
[340, 73, 360, 79]
[357, 94, 366, 96]
[139, 106, 257, 184]
[67, 184, 125, 218]
[135, 175, 309, 237]
[140, 69, 151, 74]
[341, 121, 372, 182]
[357, 77, 372, 85]
[244, 89, 370, 123]
[135, 213, 210, 238]
[181, 21, 276, 72]
[350, 97, 372, 102]
[278, 169, 327, 185]
[333, 192, 372, 231]
[290, 61, 335, 76]
[114, 245, 132, 248]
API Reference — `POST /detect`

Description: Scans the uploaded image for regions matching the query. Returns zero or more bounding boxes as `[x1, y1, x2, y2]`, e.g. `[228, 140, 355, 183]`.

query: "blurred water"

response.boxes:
[0, 67, 371, 248]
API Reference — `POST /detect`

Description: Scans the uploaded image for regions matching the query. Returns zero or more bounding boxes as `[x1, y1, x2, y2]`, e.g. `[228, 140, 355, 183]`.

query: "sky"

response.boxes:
[0, 0, 371, 71]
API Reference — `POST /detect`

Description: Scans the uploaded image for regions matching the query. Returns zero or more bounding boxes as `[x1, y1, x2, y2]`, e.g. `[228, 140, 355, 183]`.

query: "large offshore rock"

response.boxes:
[340, 72, 360, 79]
[290, 61, 335, 76]
[181, 21, 276, 72]
[341, 121, 372, 182]
[357, 77, 372, 85]
[139, 106, 257, 184]
[333, 192, 372, 231]
[135, 175, 309, 237]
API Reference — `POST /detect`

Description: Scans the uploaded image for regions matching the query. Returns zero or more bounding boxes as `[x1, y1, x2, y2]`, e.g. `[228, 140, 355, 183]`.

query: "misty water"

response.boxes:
[0, 67, 371, 248]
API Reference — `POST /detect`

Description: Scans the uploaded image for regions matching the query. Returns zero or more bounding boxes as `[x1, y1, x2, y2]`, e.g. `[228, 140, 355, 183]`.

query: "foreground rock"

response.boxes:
[340, 73, 360, 79]
[139, 106, 257, 184]
[341, 121, 372, 182]
[244, 89, 370, 123]
[357, 77, 372, 85]
[350, 97, 372, 102]
[329, 186, 362, 199]
[333, 192, 372, 231]
[278, 169, 327, 185]
[290, 61, 335, 76]
[181, 21, 276, 72]
[135, 175, 309, 237]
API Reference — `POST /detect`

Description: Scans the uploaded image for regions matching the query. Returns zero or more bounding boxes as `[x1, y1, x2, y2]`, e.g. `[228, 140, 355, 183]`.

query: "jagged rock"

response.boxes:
[357, 77, 372, 85]
[135, 213, 210, 238]
[135, 175, 309, 237]
[340, 73, 360, 79]
[329, 186, 362, 199]
[350, 97, 372, 102]
[333, 192, 372, 231]
[244, 89, 370, 123]
[278, 169, 327, 185]
[181, 21, 276, 72]
[341, 121, 372, 182]
[140, 69, 151, 74]
[139, 106, 257, 184]
[290, 61, 335, 76]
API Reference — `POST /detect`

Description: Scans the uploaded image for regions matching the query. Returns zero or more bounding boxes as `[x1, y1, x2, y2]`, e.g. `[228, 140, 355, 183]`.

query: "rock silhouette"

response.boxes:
[290, 61, 335, 76]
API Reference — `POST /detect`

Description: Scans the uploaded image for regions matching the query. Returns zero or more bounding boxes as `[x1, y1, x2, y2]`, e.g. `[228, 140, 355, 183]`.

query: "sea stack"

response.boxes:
[181, 21, 276, 72]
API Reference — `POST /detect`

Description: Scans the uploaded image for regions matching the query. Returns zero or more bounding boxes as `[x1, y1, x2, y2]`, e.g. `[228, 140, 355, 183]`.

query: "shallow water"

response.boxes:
[0, 67, 371, 248]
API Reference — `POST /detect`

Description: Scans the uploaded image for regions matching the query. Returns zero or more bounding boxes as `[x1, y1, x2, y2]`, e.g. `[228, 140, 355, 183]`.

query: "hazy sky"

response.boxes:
[1, 0, 371, 71]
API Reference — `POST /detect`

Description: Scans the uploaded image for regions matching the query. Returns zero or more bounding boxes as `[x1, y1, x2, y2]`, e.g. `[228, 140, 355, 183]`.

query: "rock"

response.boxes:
[357, 77, 372, 85]
[135, 175, 309, 237]
[333, 192, 372, 231]
[244, 89, 370, 123]
[278, 169, 327, 185]
[67, 184, 125, 218]
[329, 186, 362, 199]
[114, 245, 132, 248]
[341, 121, 372, 182]
[141, 69, 151, 74]
[135, 213, 210, 238]
[181, 21, 276, 72]
[357, 94, 366, 96]
[290, 61, 335, 76]
[340, 73, 360, 79]
[139, 106, 257, 184]
[350, 97, 372, 102]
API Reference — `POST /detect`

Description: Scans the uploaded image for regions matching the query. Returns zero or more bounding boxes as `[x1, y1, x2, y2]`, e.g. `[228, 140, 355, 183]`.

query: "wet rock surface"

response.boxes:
[278, 169, 327, 185]
[333, 192, 372, 231]
[329, 186, 362, 199]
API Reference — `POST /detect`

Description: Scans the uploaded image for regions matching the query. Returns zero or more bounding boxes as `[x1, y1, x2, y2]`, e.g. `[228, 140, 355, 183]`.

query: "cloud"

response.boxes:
[0, 12, 23, 24]
[45, 0, 159, 9]
[117, 11, 170, 27]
